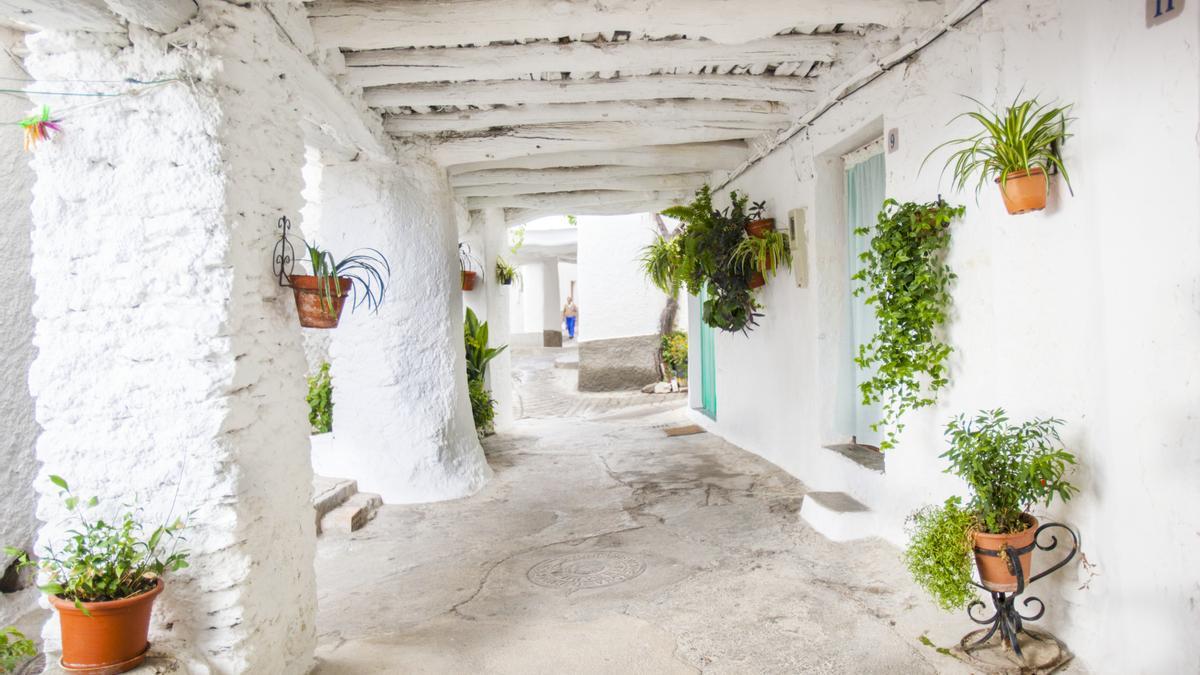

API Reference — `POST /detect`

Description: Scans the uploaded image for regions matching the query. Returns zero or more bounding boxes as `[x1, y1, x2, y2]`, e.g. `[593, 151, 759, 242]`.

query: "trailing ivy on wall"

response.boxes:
[853, 198, 964, 450]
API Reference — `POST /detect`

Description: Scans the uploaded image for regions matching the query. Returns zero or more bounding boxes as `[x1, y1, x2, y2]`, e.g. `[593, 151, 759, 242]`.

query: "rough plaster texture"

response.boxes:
[692, 1, 1200, 671]
[577, 213, 670, 341]
[312, 159, 491, 504]
[0, 27, 39, 629]
[311, 349, 1035, 674]
[481, 208, 515, 428]
[23, 4, 320, 671]
[578, 334, 661, 391]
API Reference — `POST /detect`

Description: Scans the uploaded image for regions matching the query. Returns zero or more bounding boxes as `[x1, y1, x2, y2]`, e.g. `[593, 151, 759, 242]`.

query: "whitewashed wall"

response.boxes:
[692, 1, 1200, 671]
[577, 214, 671, 341]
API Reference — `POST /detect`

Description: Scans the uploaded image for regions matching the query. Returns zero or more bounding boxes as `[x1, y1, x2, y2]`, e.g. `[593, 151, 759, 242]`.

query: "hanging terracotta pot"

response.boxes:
[748, 271, 766, 289]
[972, 514, 1038, 592]
[461, 271, 478, 291]
[745, 218, 775, 238]
[50, 579, 163, 674]
[290, 275, 351, 329]
[996, 168, 1048, 215]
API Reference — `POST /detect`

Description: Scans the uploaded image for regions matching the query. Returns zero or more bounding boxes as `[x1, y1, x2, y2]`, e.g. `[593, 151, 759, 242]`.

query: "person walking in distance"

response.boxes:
[562, 297, 579, 340]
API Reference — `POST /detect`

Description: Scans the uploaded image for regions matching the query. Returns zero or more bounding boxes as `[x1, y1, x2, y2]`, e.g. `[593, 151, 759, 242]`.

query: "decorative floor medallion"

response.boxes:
[527, 551, 646, 590]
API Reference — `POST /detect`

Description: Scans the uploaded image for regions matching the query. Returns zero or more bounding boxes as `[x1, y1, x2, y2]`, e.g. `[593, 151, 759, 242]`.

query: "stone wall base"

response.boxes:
[543, 329, 564, 348]
[578, 334, 660, 391]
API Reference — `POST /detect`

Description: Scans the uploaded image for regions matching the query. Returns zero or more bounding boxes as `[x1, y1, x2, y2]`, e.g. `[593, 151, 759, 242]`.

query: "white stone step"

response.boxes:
[799, 491, 877, 542]
[321, 492, 383, 535]
[313, 476, 358, 534]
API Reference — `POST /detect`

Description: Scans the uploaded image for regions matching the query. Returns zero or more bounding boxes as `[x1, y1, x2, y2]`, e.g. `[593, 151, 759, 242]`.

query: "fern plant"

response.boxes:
[307, 362, 333, 434]
[853, 199, 964, 450]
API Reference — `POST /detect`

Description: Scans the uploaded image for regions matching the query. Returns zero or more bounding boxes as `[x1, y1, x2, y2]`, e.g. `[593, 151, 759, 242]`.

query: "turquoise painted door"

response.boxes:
[846, 152, 886, 445]
[698, 287, 717, 419]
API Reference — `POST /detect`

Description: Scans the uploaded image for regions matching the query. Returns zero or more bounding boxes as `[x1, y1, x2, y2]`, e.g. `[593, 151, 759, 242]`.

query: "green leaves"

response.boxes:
[660, 331, 689, 377]
[307, 362, 333, 434]
[464, 308, 506, 436]
[730, 230, 792, 278]
[0, 625, 36, 673]
[942, 409, 1079, 534]
[903, 497, 978, 611]
[494, 256, 519, 285]
[853, 199, 964, 449]
[49, 475, 68, 491]
[302, 241, 391, 314]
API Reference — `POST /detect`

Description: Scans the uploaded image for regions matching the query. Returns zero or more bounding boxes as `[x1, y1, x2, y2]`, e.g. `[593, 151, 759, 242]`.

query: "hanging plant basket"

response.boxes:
[461, 270, 478, 291]
[996, 168, 1048, 215]
[291, 275, 351, 329]
[50, 579, 164, 674]
[745, 217, 775, 238]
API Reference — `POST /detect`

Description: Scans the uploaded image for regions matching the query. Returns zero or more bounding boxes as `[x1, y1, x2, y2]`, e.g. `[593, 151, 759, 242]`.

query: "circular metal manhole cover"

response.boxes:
[527, 551, 646, 590]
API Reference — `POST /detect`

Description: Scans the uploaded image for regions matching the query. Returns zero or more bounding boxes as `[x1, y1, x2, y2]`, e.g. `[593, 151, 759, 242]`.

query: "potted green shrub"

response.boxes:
[463, 308, 507, 436]
[905, 410, 1079, 610]
[927, 95, 1074, 215]
[494, 256, 519, 286]
[0, 626, 35, 674]
[307, 361, 333, 434]
[290, 242, 389, 329]
[5, 477, 188, 674]
[731, 229, 792, 289]
[459, 243, 482, 291]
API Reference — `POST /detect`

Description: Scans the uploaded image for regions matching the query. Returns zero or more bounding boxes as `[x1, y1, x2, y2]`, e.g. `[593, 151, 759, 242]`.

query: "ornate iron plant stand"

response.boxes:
[963, 522, 1079, 660]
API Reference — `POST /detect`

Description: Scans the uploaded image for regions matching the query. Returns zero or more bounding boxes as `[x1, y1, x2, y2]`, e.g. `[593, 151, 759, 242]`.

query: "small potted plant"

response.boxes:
[927, 95, 1074, 215]
[289, 242, 389, 329]
[494, 256, 519, 286]
[904, 410, 1079, 610]
[731, 230, 792, 289]
[459, 243, 481, 291]
[5, 477, 189, 674]
[0, 626, 35, 674]
[745, 201, 774, 238]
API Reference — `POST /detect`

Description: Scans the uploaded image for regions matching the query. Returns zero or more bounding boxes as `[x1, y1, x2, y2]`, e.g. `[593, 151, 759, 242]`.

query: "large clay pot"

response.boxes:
[973, 514, 1039, 592]
[50, 579, 163, 674]
[461, 270, 478, 291]
[996, 168, 1048, 215]
[291, 275, 351, 329]
[745, 218, 775, 238]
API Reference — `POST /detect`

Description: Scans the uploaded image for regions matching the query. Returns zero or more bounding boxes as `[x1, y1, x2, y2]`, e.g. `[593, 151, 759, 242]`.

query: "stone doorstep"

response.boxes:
[321, 492, 383, 535]
[313, 477, 358, 534]
[799, 491, 877, 543]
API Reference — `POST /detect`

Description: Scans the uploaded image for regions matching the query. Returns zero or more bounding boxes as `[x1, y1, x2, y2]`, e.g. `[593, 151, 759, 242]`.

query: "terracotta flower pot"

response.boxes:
[745, 218, 775, 238]
[748, 271, 766, 289]
[50, 579, 163, 674]
[461, 271, 478, 291]
[996, 168, 1048, 215]
[973, 514, 1038, 592]
[290, 275, 351, 329]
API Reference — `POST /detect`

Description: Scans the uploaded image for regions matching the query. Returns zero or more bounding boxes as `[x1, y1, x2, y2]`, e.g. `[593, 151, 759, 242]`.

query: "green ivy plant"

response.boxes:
[5, 477, 189, 612]
[307, 362, 333, 434]
[852, 198, 964, 450]
[0, 626, 35, 673]
[903, 497, 977, 611]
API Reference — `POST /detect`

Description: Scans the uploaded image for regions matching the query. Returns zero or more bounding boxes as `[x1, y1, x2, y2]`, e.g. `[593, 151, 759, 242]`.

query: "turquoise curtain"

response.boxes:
[699, 286, 717, 419]
[845, 153, 886, 445]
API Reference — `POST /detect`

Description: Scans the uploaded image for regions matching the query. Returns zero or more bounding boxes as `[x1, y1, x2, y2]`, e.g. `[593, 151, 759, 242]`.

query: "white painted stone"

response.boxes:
[482, 208, 515, 429]
[311, 158, 491, 504]
[23, 5, 319, 671]
[576, 214, 679, 342]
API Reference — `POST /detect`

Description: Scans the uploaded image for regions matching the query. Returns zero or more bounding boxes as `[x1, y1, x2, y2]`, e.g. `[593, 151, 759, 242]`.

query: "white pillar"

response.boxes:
[482, 208, 514, 428]
[313, 158, 491, 504]
[25, 11, 315, 673]
[541, 259, 563, 347]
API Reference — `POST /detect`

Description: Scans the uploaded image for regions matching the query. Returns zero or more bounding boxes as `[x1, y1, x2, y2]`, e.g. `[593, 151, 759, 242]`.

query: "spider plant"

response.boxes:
[639, 233, 682, 296]
[302, 241, 390, 314]
[459, 242, 482, 274]
[731, 230, 792, 279]
[925, 94, 1074, 198]
[495, 256, 520, 286]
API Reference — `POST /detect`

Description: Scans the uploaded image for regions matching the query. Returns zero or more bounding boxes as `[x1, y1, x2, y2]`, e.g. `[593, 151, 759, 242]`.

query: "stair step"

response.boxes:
[800, 491, 877, 543]
[321, 492, 383, 535]
[313, 477, 358, 534]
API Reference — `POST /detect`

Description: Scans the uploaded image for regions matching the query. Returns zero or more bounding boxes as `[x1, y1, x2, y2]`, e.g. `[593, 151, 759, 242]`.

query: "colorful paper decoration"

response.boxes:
[19, 106, 62, 151]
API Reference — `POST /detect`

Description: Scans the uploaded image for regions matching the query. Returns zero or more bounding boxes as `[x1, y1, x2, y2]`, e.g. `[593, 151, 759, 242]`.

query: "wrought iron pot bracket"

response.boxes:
[273, 215, 297, 288]
[964, 522, 1079, 658]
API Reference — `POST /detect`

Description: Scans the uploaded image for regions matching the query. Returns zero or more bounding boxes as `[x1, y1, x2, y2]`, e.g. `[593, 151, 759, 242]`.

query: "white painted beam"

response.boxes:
[366, 74, 814, 108]
[0, 0, 122, 31]
[468, 189, 693, 211]
[309, 0, 942, 50]
[345, 35, 846, 86]
[453, 172, 710, 197]
[447, 140, 748, 174]
[504, 198, 685, 225]
[385, 99, 790, 134]
[429, 121, 769, 165]
[452, 164, 710, 188]
[103, 0, 196, 32]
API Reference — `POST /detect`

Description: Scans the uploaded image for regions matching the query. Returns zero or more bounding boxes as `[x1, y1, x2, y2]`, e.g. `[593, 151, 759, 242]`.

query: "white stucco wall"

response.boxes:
[22, 5, 322, 670]
[692, 1, 1200, 672]
[0, 27, 38, 628]
[577, 214, 679, 342]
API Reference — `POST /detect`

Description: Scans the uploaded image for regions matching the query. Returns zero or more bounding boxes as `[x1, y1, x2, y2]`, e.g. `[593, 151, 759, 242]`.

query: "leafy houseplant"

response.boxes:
[290, 241, 390, 329]
[905, 410, 1079, 609]
[307, 361, 333, 434]
[660, 331, 688, 383]
[495, 256, 519, 286]
[731, 230, 792, 289]
[5, 476, 188, 674]
[853, 198, 964, 450]
[0, 626, 35, 674]
[459, 243, 482, 291]
[463, 308, 507, 436]
[745, 200, 775, 238]
[927, 95, 1074, 215]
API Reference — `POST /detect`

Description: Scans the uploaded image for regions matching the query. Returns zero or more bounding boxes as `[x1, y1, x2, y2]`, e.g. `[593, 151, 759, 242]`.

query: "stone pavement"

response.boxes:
[312, 348, 1053, 674]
